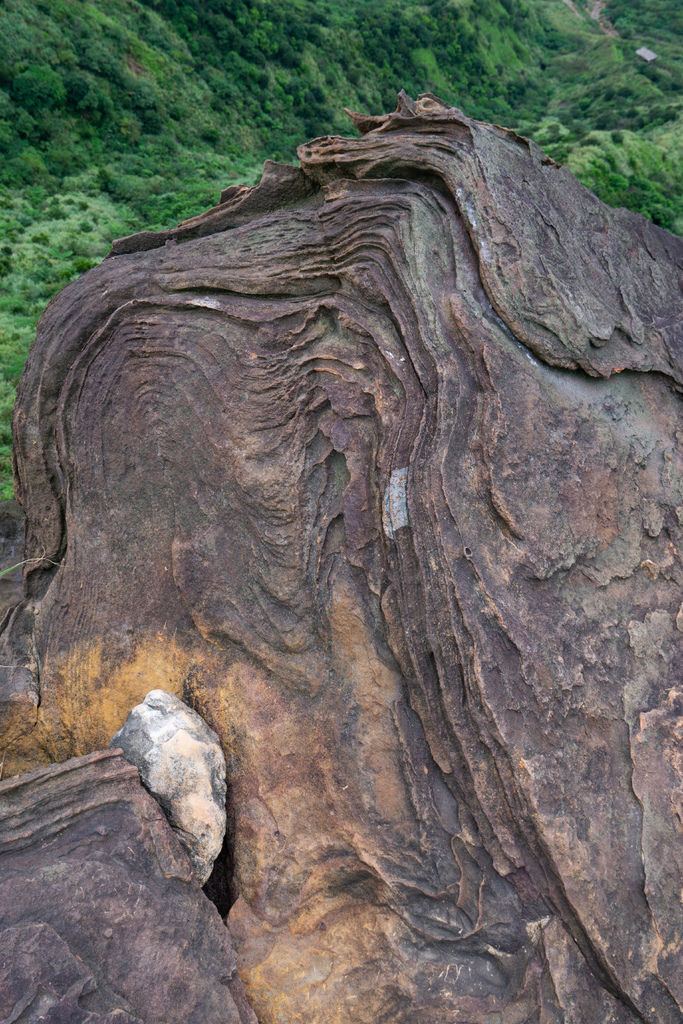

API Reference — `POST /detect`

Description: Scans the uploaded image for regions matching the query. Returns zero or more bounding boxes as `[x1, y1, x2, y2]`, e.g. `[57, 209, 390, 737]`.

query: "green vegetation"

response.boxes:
[0, 0, 680, 497]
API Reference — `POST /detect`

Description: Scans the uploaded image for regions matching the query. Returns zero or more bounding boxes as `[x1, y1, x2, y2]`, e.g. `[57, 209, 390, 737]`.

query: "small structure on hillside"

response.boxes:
[635, 46, 657, 62]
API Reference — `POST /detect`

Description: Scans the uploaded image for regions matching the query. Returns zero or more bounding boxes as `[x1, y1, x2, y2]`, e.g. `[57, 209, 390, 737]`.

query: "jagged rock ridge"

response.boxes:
[1, 94, 681, 1023]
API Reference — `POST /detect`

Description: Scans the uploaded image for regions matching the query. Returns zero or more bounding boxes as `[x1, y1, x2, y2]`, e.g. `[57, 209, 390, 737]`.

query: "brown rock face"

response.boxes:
[0, 749, 255, 1023]
[2, 94, 682, 1021]
[0, 500, 24, 619]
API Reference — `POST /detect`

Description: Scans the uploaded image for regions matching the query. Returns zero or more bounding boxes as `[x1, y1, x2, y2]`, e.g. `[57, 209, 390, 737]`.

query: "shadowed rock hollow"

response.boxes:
[2, 94, 682, 1022]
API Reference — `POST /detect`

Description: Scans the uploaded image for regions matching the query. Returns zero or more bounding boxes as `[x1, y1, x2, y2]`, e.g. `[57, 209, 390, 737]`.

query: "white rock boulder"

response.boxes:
[111, 690, 227, 885]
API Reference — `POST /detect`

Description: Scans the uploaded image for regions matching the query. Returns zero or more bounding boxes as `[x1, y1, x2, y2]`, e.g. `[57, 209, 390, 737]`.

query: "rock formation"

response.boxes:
[1, 93, 681, 1022]
[0, 499, 25, 619]
[0, 748, 255, 1023]
[112, 688, 227, 884]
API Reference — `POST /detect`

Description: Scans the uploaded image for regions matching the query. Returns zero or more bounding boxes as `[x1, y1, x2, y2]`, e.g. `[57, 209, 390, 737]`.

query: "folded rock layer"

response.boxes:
[2, 94, 682, 1022]
[0, 748, 255, 1023]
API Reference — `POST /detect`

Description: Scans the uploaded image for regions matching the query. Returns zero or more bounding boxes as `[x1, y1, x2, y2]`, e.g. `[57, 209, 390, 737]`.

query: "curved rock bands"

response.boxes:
[0, 749, 255, 1023]
[3, 95, 682, 1022]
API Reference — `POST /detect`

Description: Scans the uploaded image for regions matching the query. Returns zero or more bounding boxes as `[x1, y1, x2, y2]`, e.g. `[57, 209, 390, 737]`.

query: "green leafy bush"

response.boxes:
[12, 65, 66, 111]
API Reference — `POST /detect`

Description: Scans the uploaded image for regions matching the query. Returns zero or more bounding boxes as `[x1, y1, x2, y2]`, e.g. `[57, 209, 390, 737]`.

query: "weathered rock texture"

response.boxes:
[1, 94, 682, 1021]
[112, 688, 227, 884]
[0, 748, 255, 1023]
[0, 500, 24, 620]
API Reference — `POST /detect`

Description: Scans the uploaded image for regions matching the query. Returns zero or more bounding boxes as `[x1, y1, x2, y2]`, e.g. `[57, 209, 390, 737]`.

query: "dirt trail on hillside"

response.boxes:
[590, 0, 619, 36]
[561, 0, 619, 37]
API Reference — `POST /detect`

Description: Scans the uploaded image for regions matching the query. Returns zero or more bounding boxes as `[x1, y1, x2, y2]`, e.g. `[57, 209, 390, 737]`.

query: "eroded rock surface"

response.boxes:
[0, 500, 24, 619]
[112, 689, 227, 884]
[1, 93, 681, 1022]
[0, 749, 255, 1024]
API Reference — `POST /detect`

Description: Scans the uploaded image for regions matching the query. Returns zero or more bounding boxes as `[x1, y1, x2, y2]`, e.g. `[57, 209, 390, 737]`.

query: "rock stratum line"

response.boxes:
[1, 94, 681, 1022]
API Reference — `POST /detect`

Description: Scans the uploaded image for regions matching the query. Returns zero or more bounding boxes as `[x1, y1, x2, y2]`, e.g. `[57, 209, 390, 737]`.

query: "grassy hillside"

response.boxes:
[0, 0, 680, 497]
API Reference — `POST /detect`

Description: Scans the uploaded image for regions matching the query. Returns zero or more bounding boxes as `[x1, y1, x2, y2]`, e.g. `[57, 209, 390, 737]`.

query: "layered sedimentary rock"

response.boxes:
[1, 94, 681, 1021]
[0, 748, 255, 1023]
[0, 500, 24, 619]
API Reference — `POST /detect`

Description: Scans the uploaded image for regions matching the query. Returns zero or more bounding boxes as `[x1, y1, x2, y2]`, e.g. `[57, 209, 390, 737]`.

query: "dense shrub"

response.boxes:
[12, 65, 66, 111]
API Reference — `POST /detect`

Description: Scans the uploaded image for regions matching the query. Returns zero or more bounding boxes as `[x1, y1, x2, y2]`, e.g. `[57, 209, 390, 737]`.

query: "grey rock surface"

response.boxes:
[112, 689, 227, 884]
